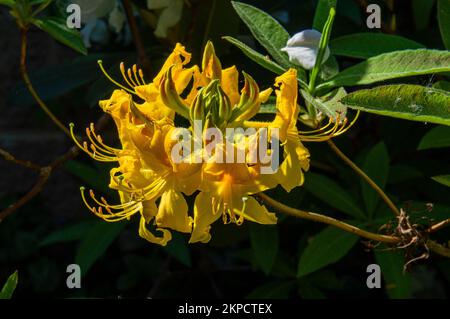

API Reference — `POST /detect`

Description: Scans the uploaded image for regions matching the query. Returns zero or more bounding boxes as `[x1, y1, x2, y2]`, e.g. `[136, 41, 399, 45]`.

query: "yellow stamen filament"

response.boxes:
[69, 123, 118, 162]
[132, 65, 143, 86]
[138, 69, 146, 85]
[300, 111, 360, 142]
[127, 68, 139, 87]
[98, 60, 135, 94]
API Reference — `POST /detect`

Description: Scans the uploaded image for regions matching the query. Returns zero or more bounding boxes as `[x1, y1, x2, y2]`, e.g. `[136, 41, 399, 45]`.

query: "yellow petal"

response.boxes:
[202, 41, 222, 80]
[221, 66, 240, 107]
[259, 88, 273, 104]
[236, 196, 277, 224]
[153, 43, 191, 85]
[155, 189, 193, 233]
[138, 215, 172, 246]
[189, 192, 222, 243]
[278, 137, 310, 192]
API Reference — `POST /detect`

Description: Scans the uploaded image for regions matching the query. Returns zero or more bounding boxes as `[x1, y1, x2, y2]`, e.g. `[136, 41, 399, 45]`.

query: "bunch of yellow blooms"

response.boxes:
[71, 42, 310, 246]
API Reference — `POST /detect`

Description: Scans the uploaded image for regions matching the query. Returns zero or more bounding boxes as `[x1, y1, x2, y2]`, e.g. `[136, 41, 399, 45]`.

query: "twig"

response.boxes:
[20, 29, 71, 138]
[327, 140, 400, 216]
[122, 0, 152, 75]
[426, 240, 450, 258]
[256, 192, 399, 244]
[427, 218, 450, 233]
[0, 148, 41, 171]
[0, 167, 51, 222]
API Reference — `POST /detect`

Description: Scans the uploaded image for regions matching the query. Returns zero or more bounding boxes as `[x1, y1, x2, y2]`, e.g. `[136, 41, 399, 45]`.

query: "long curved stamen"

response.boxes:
[127, 68, 139, 87]
[132, 65, 142, 86]
[299, 111, 359, 142]
[138, 68, 146, 85]
[89, 123, 120, 153]
[119, 62, 135, 89]
[70, 123, 117, 162]
[298, 117, 333, 134]
[98, 60, 135, 94]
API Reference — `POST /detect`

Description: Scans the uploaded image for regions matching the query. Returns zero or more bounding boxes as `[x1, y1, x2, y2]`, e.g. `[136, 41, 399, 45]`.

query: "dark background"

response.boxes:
[1, 0, 449, 298]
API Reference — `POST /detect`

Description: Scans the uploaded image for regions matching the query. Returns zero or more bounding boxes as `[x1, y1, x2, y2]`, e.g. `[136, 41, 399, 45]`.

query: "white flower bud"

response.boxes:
[281, 29, 330, 70]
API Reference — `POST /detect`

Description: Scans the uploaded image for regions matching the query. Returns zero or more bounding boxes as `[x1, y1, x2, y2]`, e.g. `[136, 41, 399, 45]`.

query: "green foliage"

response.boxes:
[330, 33, 424, 59]
[342, 85, 450, 126]
[0, 271, 18, 299]
[297, 226, 359, 277]
[319, 50, 450, 91]
[432, 175, 450, 187]
[360, 142, 390, 218]
[312, 0, 337, 31]
[32, 17, 87, 55]
[438, 0, 450, 49]
[418, 125, 450, 149]
[250, 224, 279, 275]
[375, 250, 412, 299]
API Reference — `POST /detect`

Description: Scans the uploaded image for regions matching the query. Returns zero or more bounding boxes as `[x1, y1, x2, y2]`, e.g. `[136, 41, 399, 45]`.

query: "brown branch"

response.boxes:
[426, 240, 450, 258]
[427, 218, 450, 234]
[0, 148, 42, 171]
[122, 0, 151, 75]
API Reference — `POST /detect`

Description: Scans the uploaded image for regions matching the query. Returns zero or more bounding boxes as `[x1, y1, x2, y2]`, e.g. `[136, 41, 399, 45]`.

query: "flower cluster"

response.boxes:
[71, 42, 310, 245]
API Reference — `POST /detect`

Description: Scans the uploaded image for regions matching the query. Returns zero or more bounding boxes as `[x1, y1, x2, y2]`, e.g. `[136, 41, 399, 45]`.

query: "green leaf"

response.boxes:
[432, 175, 450, 187]
[433, 80, 450, 91]
[375, 250, 411, 299]
[64, 160, 112, 195]
[313, 0, 337, 31]
[76, 221, 126, 276]
[303, 87, 347, 119]
[438, 0, 450, 49]
[342, 85, 450, 126]
[250, 224, 279, 275]
[318, 50, 450, 91]
[297, 226, 359, 277]
[40, 220, 96, 247]
[360, 142, 390, 217]
[231, 1, 290, 68]
[32, 17, 87, 55]
[0, 0, 15, 7]
[304, 172, 365, 219]
[223, 36, 286, 75]
[418, 125, 450, 149]
[164, 233, 191, 267]
[412, 0, 436, 30]
[0, 271, 18, 299]
[330, 33, 424, 59]
[247, 281, 295, 298]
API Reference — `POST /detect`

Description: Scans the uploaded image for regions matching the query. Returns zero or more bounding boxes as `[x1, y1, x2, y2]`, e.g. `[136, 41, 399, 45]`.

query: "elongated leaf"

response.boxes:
[418, 126, 450, 150]
[304, 172, 365, 219]
[250, 224, 279, 275]
[432, 175, 450, 187]
[313, 0, 337, 31]
[231, 1, 290, 68]
[0, 271, 18, 299]
[0, 0, 15, 7]
[298, 226, 359, 277]
[438, 0, 450, 49]
[223, 36, 286, 75]
[375, 250, 411, 299]
[318, 50, 450, 91]
[33, 17, 87, 55]
[342, 85, 450, 126]
[40, 220, 96, 247]
[64, 160, 112, 195]
[76, 221, 126, 276]
[330, 33, 424, 59]
[361, 142, 390, 218]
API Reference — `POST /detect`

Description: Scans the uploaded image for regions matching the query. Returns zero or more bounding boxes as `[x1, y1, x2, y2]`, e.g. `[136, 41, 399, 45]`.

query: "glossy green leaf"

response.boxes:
[223, 36, 286, 75]
[231, 1, 290, 68]
[318, 50, 450, 91]
[0, 271, 18, 299]
[0, 0, 15, 7]
[418, 126, 450, 149]
[250, 224, 279, 275]
[33, 17, 87, 55]
[360, 142, 390, 218]
[438, 0, 450, 49]
[313, 0, 337, 31]
[164, 233, 191, 267]
[40, 221, 96, 247]
[433, 80, 450, 91]
[297, 226, 359, 277]
[76, 221, 126, 276]
[432, 175, 450, 187]
[330, 33, 424, 59]
[342, 85, 450, 126]
[304, 172, 365, 219]
[375, 250, 411, 298]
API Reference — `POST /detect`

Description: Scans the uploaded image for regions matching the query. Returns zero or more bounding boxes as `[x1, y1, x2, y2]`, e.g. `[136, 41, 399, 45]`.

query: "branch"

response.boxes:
[427, 218, 450, 233]
[256, 192, 399, 244]
[327, 140, 400, 216]
[0, 148, 41, 171]
[20, 29, 71, 138]
[122, 0, 152, 75]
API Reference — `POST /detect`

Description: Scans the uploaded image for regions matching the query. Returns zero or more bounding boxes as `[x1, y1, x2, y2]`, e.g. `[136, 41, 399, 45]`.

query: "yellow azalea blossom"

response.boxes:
[71, 41, 315, 246]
